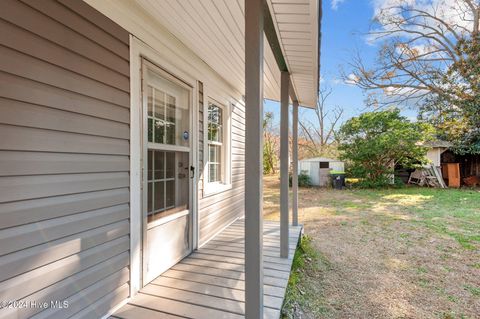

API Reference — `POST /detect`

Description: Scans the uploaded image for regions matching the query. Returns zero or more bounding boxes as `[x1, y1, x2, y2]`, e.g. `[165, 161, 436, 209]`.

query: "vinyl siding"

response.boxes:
[198, 93, 246, 245]
[0, 1, 130, 319]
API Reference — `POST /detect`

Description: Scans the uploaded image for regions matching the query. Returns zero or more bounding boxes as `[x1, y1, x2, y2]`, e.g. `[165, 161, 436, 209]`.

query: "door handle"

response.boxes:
[190, 166, 195, 179]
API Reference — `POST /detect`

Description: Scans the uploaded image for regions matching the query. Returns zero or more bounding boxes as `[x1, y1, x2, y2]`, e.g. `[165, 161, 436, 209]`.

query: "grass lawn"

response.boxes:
[262, 175, 480, 319]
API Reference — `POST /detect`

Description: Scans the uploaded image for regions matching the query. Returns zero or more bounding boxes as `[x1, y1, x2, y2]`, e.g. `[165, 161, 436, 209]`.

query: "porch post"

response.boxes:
[280, 71, 289, 258]
[244, 0, 264, 318]
[292, 100, 299, 226]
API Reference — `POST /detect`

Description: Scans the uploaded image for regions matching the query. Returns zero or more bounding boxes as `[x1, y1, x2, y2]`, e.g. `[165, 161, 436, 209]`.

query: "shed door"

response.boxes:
[142, 60, 193, 285]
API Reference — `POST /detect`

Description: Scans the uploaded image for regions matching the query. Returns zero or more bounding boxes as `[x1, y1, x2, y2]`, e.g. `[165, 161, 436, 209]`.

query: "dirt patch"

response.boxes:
[263, 176, 480, 319]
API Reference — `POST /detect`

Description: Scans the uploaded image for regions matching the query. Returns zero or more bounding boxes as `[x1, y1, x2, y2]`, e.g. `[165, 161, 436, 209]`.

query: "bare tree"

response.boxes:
[263, 112, 279, 174]
[344, 0, 480, 107]
[299, 87, 344, 157]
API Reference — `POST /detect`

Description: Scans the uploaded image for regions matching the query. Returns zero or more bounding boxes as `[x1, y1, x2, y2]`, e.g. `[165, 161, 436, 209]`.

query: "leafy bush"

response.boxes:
[289, 170, 312, 187]
[349, 175, 406, 189]
[337, 109, 433, 188]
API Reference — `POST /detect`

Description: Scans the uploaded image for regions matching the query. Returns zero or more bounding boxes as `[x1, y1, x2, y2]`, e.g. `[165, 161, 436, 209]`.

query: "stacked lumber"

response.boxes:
[408, 165, 447, 188]
[463, 176, 480, 187]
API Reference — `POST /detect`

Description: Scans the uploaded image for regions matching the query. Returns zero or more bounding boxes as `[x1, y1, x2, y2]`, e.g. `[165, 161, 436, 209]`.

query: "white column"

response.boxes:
[292, 100, 299, 226]
[244, 0, 264, 318]
[280, 71, 289, 258]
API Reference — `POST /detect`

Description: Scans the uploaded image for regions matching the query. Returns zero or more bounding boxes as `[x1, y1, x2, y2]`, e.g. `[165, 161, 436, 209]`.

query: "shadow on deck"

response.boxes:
[112, 219, 303, 319]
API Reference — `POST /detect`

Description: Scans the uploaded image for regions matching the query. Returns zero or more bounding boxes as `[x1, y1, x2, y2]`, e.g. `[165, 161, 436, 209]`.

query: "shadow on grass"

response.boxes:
[282, 235, 331, 319]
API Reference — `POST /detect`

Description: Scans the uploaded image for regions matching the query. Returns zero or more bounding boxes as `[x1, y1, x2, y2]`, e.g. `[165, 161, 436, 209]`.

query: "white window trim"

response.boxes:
[203, 84, 232, 197]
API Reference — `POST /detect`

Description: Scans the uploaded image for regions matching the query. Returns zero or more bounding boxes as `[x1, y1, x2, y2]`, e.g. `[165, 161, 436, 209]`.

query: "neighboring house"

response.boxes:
[299, 157, 344, 186]
[0, 1, 320, 319]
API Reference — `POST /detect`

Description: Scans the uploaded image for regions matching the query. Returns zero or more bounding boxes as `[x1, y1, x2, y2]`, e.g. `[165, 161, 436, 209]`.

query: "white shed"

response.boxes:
[299, 157, 345, 186]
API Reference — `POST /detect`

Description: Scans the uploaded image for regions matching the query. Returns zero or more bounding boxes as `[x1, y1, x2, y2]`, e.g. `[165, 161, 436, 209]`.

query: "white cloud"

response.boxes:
[331, 0, 346, 10]
[370, 0, 475, 41]
[344, 73, 359, 85]
[331, 78, 343, 85]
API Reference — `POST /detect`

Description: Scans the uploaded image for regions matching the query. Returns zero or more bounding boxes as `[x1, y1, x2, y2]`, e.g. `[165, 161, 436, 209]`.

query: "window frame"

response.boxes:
[203, 85, 232, 196]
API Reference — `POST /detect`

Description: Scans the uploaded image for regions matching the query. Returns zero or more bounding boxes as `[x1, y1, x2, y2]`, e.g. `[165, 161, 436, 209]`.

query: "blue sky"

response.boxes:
[265, 0, 417, 128]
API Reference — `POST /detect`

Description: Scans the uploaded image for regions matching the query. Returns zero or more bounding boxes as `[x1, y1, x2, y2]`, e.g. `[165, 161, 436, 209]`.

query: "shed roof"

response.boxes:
[300, 157, 342, 162]
[418, 140, 453, 148]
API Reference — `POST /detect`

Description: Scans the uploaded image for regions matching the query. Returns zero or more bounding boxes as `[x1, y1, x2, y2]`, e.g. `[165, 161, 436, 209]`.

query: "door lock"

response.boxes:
[190, 166, 195, 179]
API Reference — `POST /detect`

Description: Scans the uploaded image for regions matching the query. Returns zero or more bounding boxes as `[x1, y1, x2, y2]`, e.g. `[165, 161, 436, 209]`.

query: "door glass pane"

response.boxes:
[166, 152, 175, 179]
[147, 150, 153, 180]
[154, 90, 165, 121]
[145, 67, 190, 148]
[147, 150, 190, 222]
[154, 119, 164, 144]
[153, 181, 165, 212]
[148, 118, 153, 143]
[147, 182, 152, 213]
[147, 86, 153, 116]
[154, 151, 165, 180]
[166, 94, 176, 145]
[166, 180, 175, 208]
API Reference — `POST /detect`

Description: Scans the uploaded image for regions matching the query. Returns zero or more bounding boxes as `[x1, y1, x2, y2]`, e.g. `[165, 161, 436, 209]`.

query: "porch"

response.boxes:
[112, 219, 303, 319]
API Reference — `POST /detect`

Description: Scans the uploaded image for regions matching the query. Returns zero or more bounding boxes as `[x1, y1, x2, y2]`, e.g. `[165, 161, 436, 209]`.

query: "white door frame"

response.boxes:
[129, 35, 198, 296]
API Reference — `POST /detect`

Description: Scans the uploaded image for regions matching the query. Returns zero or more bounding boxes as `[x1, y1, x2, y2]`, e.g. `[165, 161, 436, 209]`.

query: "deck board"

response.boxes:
[113, 219, 303, 319]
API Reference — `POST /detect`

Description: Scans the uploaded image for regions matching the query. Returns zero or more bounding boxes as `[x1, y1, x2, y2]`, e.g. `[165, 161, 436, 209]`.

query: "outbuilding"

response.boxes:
[299, 157, 345, 186]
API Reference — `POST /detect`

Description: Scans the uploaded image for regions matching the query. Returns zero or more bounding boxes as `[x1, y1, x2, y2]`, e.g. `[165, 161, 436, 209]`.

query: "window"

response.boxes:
[319, 161, 329, 169]
[208, 103, 223, 183]
[204, 98, 231, 195]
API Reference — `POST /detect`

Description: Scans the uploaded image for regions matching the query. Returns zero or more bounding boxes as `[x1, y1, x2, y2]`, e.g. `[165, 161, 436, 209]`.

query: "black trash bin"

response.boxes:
[330, 172, 345, 190]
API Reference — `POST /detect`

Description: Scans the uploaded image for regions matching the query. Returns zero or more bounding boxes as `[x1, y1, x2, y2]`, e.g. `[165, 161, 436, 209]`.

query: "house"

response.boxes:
[0, 1, 321, 319]
[299, 157, 344, 186]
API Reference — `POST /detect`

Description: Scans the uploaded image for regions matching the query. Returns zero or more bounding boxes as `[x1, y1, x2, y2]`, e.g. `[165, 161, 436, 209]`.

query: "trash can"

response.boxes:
[330, 172, 345, 190]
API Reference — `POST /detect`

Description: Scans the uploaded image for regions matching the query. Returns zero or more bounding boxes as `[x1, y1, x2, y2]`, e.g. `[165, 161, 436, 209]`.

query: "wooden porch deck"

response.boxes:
[112, 219, 303, 319]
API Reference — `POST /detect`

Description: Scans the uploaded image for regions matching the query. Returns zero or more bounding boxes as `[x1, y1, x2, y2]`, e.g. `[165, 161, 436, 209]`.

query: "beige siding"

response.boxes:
[198, 95, 246, 245]
[0, 1, 130, 319]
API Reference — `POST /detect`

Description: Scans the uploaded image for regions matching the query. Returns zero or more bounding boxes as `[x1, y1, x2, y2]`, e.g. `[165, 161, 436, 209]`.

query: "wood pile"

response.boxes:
[408, 165, 447, 188]
[463, 176, 480, 187]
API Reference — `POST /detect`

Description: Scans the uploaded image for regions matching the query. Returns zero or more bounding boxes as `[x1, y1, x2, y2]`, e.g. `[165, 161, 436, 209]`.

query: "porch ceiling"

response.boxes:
[134, 0, 320, 108]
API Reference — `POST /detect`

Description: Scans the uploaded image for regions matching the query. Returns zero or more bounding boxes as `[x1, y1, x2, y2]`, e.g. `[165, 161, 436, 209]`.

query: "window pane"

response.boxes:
[209, 163, 217, 182]
[207, 103, 223, 143]
[208, 104, 222, 125]
[209, 145, 221, 163]
[208, 124, 222, 143]
[209, 163, 223, 183]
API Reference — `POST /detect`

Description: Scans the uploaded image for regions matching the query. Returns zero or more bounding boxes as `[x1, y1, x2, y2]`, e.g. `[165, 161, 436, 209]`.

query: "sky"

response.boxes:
[264, 0, 417, 128]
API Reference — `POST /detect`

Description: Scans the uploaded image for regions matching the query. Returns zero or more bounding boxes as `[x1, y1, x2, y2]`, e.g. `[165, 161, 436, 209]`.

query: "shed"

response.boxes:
[422, 140, 452, 167]
[299, 157, 345, 186]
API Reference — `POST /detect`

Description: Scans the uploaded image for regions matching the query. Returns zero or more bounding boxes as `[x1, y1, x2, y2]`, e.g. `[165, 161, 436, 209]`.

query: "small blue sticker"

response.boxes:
[183, 131, 189, 140]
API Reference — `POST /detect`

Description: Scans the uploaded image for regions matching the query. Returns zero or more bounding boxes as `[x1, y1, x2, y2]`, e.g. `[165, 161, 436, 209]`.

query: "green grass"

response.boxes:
[282, 236, 330, 318]
[353, 187, 480, 249]
[463, 284, 480, 297]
